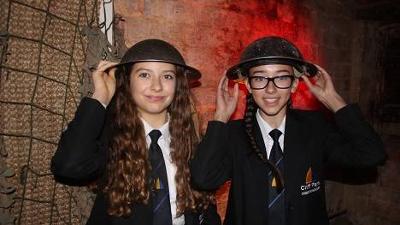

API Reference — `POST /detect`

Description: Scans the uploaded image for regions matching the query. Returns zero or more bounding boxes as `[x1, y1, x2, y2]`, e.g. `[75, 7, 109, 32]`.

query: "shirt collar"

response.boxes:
[141, 117, 170, 141]
[256, 109, 286, 139]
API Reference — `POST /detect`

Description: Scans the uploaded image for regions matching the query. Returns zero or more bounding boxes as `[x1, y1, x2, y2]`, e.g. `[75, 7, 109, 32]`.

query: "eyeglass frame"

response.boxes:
[247, 75, 295, 90]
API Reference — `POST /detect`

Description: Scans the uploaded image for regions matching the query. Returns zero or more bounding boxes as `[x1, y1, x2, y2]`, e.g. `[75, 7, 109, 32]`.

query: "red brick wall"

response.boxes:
[115, 0, 321, 125]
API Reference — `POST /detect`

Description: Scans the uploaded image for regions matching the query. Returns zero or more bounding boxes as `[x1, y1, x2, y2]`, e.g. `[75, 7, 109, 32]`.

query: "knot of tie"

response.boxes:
[149, 129, 162, 144]
[269, 129, 282, 142]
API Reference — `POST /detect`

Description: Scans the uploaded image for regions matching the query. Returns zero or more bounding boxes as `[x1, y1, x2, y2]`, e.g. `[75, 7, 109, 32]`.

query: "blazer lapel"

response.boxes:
[284, 109, 309, 203]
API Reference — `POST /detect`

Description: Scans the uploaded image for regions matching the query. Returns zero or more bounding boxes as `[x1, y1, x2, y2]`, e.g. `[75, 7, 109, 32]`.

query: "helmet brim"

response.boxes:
[108, 59, 201, 80]
[226, 56, 318, 80]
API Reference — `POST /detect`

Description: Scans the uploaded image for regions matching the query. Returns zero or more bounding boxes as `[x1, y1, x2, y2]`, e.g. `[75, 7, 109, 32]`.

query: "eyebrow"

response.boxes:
[162, 70, 177, 74]
[133, 68, 151, 73]
[251, 69, 291, 75]
[133, 68, 176, 74]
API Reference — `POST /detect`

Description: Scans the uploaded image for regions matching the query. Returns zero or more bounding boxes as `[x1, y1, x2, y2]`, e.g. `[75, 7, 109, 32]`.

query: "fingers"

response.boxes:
[217, 75, 227, 90]
[93, 61, 118, 85]
[233, 83, 239, 100]
[93, 61, 118, 81]
[108, 67, 117, 80]
[96, 60, 119, 72]
[301, 75, 313, 88]
[217, 75, 228, 99]
[314, 64, 328, 75]
[314, 64, 333, 83]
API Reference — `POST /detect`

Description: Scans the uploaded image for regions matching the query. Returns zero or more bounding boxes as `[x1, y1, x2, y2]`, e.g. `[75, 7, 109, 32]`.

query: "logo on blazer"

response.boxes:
[300, 167, 320, 195]
[153, 177, 165, 191]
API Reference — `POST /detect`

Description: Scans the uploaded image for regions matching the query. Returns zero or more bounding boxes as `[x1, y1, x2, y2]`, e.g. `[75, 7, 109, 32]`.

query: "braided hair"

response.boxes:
[244, 94, 285, 191]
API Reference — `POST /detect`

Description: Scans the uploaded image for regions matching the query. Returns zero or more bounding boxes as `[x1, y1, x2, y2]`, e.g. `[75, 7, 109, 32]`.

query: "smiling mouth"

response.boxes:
[146, 96, 165, 102]
[263, 97, 279, 104]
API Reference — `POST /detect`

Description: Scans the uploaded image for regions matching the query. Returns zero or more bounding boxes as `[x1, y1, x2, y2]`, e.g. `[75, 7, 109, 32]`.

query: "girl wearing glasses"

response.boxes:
[190, 36, 386, 225]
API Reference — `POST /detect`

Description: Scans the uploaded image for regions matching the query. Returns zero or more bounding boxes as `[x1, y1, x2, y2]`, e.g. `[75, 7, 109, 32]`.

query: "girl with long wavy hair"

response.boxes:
[52, 39, 220, 225]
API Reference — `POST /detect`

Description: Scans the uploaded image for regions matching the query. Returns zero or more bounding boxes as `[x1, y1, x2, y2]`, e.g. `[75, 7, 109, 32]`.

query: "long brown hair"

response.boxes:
[104, 63, 213, 217]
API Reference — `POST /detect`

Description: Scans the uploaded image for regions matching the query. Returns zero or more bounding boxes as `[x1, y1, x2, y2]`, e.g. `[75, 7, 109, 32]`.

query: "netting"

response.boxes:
[0, 0, 100, 224]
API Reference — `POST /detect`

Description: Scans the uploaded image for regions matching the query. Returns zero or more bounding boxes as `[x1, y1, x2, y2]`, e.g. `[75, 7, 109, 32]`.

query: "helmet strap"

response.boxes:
[293, 67, 303, 78]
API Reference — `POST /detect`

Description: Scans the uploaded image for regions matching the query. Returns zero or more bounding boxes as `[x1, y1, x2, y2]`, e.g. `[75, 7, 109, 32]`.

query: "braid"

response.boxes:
[244, 94, 285, 190]
[244, 95, 266, 162]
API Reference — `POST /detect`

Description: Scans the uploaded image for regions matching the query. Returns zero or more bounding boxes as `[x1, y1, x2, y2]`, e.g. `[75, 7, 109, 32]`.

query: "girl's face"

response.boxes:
[130, 62, 176, 119]
[246, 64, 298, 123]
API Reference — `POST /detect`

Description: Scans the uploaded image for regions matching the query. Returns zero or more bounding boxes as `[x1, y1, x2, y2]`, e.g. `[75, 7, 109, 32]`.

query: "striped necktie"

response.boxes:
[149, 129, 172, 225]
[268, 129, 285, 225]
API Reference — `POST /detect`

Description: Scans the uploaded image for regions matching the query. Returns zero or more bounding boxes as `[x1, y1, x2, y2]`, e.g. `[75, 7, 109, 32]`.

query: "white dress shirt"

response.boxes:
[141, 118, 185, 225]
[255, 109, 286, 158]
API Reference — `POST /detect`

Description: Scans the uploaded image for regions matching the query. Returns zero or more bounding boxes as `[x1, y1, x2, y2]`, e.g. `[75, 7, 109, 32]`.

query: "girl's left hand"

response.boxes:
[301, 64, 347, 112]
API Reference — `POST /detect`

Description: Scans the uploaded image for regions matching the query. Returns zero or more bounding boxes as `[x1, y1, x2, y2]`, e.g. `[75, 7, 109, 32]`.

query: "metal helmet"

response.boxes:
[113, 39, 201, 80]
[226, 36, 317, 79]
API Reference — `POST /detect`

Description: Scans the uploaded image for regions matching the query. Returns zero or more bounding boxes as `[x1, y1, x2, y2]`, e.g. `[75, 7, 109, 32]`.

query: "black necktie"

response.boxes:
[149, 130, 172, 225]
[268, 129, 285, 225]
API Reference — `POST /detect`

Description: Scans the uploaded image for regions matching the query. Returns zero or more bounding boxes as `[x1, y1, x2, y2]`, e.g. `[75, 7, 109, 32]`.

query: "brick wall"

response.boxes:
[115, 0, 321, 125]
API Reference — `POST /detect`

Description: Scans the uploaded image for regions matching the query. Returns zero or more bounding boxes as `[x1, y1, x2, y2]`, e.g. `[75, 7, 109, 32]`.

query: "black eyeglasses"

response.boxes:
[248, 75, 295, 89]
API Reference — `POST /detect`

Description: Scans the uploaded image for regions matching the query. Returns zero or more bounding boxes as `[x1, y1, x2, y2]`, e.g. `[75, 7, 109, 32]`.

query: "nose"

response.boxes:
[265, 79, 276, 93]
[150, 76, 162, 92]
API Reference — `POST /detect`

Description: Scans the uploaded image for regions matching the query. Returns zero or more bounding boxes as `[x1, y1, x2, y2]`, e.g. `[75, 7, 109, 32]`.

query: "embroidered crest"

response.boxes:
[271, 177, 277, 188]
[300, 167, 320, 195]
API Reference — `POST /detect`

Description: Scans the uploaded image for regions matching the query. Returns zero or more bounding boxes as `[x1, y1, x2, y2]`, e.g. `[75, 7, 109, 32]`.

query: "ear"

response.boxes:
[245, 78, 252, 94]
[290, 78, 299, 93]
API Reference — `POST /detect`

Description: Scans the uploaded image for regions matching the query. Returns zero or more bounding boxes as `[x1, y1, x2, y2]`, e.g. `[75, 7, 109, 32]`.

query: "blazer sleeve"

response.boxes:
[323, 104, 387, 168]
[51, 97, 108, 184]
[190, 121, 232, 190]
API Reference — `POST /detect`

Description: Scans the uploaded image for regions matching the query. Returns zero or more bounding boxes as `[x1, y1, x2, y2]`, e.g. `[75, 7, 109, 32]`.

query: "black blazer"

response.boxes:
[51, 97, 221, 225]
[190, 104, 386, 225]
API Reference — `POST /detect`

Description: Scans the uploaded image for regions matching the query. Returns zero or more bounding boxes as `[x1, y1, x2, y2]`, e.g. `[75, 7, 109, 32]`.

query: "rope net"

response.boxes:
[0, 0, 99, 224]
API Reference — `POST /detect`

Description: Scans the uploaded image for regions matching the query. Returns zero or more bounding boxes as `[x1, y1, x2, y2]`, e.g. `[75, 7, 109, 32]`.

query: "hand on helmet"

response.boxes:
[91, 60, 118, 107]
[214, 75, 239, 123]
[301, 64, 346, 112]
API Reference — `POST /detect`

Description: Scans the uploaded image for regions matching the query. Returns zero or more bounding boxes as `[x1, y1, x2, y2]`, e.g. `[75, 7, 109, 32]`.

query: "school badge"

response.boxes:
[153, 177, 165, 191]
[300, 167, 320, 195]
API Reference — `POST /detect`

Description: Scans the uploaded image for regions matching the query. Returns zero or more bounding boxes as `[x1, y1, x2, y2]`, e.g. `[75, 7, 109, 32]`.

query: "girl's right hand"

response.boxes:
[91, 60, 119, 106]
[301, 64, 346, 113]
[214, 75, 239, 123]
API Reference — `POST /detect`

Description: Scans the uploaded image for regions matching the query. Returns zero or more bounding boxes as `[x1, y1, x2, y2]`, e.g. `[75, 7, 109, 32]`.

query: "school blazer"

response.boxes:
[51, 97, 221, 225]
[190, 104, 386, 225]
